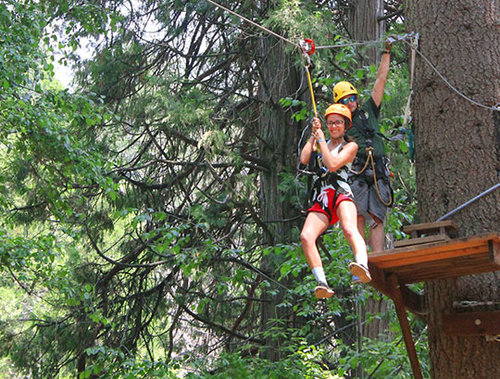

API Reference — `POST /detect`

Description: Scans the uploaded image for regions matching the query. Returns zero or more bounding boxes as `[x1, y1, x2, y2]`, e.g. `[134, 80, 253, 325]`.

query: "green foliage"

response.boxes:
[188, 347, 341, 379]
[0, 1, 424, 378]
[279, 97, 309, 122]
[338, 321, 428, 378]
[81, 345, 181, 379]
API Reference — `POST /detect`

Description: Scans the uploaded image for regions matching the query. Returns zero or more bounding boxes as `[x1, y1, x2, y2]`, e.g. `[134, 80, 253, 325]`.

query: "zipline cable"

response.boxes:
[437, 182, 500, 221]
[315, 39, 382, 50]
[204, 0, 300, 49]
[204, 1, 497, 112]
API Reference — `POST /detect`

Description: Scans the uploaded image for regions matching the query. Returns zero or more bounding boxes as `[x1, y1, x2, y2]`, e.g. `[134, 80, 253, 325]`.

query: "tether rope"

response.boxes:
[402, 34, 418, 130]
[401, 40, 498, 111]
[349, 147, 393, 207]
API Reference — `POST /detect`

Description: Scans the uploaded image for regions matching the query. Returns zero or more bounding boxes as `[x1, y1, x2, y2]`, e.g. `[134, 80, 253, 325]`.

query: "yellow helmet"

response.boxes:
[324, 103, 352, 129]
[333, 81, 358, 103]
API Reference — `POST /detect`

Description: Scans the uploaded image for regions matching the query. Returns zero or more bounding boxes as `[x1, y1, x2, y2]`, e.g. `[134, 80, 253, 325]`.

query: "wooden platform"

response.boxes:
[366, 232, 500, 317]
[365, 227, 500, 379]
[369, 232, 500, 284]
[393, 220, 457, 248]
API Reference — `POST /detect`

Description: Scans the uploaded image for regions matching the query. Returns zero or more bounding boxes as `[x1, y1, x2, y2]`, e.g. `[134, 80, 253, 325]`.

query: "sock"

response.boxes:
[355, 252, 368, 269]
[312, 267, 327, 284]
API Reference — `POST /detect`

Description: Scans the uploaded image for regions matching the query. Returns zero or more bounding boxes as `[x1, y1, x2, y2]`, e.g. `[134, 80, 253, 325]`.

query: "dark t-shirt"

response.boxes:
[347, 97, 385, 160]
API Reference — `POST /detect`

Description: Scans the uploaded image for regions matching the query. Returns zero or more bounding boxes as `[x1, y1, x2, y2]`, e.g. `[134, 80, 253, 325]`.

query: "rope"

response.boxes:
[402, 34, 418, 130]
[402, 39, 498, 111]
[350, 147, 373, 176]
[304, 64, 318, 117]
[203, 1, 497, 112]
[351, 148, 393, 207]
[437, 182, 500, 221]
[369, 152, 393, 207]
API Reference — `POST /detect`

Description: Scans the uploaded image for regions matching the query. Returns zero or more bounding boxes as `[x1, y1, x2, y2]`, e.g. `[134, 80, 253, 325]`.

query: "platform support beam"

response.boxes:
[369, 265, 426, 317]
[443, 310, 500, 336]
[388, 273, 423, 379]
[489, 239, 500, 265]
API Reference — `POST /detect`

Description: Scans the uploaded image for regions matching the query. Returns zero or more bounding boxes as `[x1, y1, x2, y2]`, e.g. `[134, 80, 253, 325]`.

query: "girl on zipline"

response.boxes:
[300, 104, 371, 299]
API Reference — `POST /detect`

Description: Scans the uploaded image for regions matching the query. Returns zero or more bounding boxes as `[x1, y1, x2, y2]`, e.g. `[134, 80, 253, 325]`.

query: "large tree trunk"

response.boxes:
[257, 33, 302, 360]
[347, 0, 385, 67]
[406, 1, 500, 377]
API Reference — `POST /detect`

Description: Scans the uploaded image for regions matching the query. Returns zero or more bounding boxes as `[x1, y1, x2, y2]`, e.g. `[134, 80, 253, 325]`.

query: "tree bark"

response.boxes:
[257, 33, 302, 360]
[406, 1, 500, 377]
[347, 0, 385, 67]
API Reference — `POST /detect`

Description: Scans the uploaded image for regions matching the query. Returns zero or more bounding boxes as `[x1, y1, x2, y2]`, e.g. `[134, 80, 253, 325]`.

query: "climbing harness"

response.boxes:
[350, 147, 394, 207]
[347, 104, 394, 207]
[308, 143, 353, 219]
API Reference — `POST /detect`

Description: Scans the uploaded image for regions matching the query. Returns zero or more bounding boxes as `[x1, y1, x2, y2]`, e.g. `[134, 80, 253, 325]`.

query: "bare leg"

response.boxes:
[339, 201, 371, 283]
[300, 211, 329, 269]
[369, 214, 385, 253]
[337, 201, 368, 266]
[357, 214, 367, 242]
[301, 212, 335, 298]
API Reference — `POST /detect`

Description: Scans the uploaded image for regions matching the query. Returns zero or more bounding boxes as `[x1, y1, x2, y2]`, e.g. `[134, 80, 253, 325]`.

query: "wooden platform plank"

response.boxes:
[371, 244, 488, 270]
[394, 234, 449, 248]
[370, 233, 498, 265]
[402, 220, 457, 235]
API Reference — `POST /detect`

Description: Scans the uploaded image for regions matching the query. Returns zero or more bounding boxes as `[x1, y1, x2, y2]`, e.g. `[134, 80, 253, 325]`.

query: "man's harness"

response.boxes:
[349, 110, 394, 207]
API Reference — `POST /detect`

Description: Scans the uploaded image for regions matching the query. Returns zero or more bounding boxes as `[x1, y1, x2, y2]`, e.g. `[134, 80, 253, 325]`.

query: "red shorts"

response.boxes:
[308, 188, 353, 225]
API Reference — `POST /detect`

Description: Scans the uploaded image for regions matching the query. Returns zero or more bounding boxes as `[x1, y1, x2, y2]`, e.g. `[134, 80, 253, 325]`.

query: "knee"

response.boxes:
[300, 229, 316, 246]
[342, 225, 358, 241]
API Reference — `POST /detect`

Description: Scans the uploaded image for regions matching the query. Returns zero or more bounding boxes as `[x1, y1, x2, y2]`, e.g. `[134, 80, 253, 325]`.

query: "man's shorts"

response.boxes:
[349, 177, 391, 224]
[308, 187, 353, 226]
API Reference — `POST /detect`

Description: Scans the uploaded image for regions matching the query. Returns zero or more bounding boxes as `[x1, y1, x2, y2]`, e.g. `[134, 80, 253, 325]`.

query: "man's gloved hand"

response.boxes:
[384, 35, 397, 53]
[384, 40, 392, 53]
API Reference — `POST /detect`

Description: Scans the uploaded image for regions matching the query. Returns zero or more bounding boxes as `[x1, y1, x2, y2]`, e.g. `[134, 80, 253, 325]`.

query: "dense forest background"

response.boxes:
[2, 0, 496, 378]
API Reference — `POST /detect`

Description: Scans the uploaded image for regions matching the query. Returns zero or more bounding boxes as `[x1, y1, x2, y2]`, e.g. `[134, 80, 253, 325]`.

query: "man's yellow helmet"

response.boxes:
[333, 81, 358, 103]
